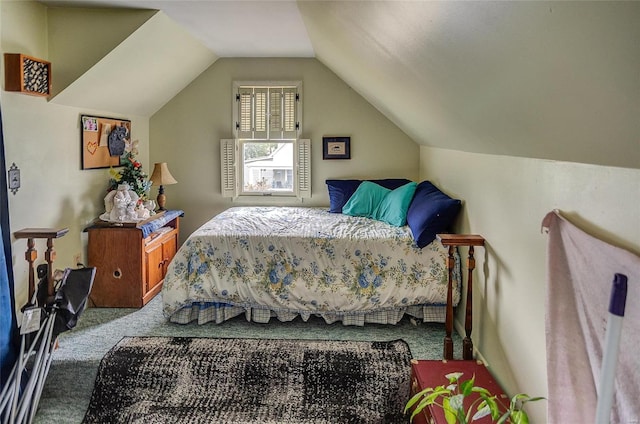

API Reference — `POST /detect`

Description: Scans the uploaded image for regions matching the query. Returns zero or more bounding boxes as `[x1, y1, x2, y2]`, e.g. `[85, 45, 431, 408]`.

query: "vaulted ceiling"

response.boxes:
[40, 1, 640, 169]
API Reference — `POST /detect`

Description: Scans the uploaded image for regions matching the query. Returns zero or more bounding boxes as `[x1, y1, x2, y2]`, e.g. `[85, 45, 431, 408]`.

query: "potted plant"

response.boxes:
[405, 371, 544, 424]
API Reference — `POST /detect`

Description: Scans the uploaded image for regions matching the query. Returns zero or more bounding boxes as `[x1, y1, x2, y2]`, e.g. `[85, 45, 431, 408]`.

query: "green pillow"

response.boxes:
[373, 182, 418, 226]
[342, 181, 391, 217]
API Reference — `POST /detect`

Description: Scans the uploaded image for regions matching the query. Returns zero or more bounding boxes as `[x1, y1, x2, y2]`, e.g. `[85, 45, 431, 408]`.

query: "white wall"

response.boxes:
[150, 57, 419, 238]
[1, 0, 150, 312]
[420, 146, 640, 423]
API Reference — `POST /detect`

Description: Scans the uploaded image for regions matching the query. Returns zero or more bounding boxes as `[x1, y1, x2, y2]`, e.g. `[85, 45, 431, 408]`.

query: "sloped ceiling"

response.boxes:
[47, 8, 217, 117]
[298, 1, 640, 169]
[40, 1, 640, 169]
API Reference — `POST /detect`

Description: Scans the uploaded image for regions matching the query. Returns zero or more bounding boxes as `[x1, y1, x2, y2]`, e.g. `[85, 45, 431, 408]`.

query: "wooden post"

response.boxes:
[437, 234, 485, 360]
[464, 245, 477, 360]
[444, 244, 455, 360]
[23, 237, 37, 301]
[14, 227, 69, 304]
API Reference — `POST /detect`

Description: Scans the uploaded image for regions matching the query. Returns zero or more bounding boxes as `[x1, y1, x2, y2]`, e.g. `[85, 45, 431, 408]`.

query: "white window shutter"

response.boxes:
[254, 88, 268, 139]
[220, 139, 237, 198]
[282, 87, 297, 139]
[236, 88, 253, 139]
[269, 89, 283, 140]
[296, 139, 311, 199]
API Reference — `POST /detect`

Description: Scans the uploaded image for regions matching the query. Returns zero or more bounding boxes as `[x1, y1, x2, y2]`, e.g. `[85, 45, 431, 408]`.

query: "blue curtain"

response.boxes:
[0, 105, 17, 386]
[0, 226, 16, 385]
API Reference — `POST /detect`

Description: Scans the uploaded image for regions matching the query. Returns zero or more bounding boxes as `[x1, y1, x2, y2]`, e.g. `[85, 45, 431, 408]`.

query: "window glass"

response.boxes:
[241, 141, 294, 194]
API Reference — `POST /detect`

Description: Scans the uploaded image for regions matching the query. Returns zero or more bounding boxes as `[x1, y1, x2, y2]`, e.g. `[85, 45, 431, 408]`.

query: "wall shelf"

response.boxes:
[4, 53, 51, 97]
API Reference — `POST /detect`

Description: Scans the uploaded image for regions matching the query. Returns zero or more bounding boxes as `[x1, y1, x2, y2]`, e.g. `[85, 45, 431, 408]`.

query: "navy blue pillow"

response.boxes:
[406, 181, 462, 248]
[326, 180, 362, 213]
[326, 178, 412, 213]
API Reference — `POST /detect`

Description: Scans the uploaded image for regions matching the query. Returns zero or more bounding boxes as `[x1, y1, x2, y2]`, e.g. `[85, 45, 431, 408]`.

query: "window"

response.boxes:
[221, 81, 310, 199]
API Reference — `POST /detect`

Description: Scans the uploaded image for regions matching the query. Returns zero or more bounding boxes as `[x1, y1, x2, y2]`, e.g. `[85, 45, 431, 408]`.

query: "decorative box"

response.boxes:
[4, 53, 51, 96]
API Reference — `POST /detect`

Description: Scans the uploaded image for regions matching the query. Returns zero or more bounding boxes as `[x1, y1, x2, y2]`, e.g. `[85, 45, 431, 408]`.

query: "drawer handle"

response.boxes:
[113, 268, 122, 279]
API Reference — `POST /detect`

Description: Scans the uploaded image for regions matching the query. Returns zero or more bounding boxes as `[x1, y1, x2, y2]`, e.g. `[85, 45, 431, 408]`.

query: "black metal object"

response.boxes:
[0, 267, 95, 424]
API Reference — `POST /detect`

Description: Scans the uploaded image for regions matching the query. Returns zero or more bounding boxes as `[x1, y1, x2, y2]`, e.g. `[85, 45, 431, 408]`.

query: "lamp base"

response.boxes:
[156, 185, 167, 211]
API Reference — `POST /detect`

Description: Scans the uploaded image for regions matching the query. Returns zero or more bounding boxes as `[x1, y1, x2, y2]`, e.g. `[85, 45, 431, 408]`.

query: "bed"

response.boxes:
[162, 206, 461, 326]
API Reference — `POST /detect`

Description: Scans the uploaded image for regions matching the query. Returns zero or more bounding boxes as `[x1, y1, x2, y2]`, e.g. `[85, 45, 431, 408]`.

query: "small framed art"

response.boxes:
[322, 136, 351, 160]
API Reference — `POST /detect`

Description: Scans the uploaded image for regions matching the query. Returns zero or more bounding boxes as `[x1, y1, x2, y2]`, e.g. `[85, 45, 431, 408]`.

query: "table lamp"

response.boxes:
[149, 162, 177, 211]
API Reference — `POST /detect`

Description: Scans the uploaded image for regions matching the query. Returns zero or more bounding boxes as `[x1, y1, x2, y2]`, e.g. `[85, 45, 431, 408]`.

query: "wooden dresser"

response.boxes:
[86, 211, 181, 308]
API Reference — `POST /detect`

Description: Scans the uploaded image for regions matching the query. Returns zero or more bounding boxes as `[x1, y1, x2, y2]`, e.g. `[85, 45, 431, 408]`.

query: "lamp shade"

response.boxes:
[149, 162, 177, 186]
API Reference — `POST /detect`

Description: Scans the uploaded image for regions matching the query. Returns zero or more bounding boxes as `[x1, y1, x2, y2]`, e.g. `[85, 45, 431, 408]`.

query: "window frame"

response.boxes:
[220, 138, 311, 200]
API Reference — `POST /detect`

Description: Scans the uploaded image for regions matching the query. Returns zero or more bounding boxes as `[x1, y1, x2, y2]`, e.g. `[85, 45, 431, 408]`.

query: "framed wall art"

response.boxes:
[322, 136, 351, 160]
[81, 115, 131, 170]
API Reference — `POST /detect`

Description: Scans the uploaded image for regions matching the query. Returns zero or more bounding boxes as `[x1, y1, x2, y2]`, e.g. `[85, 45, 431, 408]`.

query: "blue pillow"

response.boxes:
[406, 181, 462, 248]
[326, 178, 412, 213]
[326, 180, 362, 213]
[342, 181, 391, 217]
[373, 182, 417, 226]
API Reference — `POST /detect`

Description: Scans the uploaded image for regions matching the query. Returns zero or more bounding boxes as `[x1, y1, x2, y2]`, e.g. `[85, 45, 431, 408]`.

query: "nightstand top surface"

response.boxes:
[436, 234, 485, 246]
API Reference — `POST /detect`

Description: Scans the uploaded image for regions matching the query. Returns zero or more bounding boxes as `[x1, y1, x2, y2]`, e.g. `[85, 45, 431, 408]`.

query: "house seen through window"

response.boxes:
[242, 142, 294, 192]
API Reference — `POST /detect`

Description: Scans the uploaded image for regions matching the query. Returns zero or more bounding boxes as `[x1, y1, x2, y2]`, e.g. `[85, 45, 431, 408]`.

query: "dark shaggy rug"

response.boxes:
[82, 337, 413, 424]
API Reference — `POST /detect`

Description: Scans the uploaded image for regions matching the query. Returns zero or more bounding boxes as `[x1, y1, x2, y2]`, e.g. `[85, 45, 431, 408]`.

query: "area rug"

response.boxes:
[82, 337, 413, 424]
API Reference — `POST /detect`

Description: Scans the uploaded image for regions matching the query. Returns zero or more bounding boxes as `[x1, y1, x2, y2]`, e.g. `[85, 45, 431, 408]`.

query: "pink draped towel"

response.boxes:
[542, 211, 639, 424]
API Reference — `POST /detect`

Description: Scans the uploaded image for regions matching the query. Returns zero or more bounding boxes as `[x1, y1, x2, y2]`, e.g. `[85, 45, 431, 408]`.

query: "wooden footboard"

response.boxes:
[437, 234, 485, 360]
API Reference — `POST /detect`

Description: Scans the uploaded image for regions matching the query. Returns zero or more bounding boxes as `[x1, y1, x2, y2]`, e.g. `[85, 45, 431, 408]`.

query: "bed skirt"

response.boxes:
[168, 301, 449, 327]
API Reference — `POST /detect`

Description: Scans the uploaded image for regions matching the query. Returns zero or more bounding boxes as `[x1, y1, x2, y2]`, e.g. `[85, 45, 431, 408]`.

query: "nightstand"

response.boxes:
[86, 210, 182, 307]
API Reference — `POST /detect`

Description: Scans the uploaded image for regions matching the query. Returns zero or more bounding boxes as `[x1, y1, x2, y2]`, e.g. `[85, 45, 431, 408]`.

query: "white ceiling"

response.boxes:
[39, 0, 640, 169]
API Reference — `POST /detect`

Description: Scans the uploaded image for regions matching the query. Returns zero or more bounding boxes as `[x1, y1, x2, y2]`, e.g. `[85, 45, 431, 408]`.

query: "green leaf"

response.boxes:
[405, 388, 435, 412]
[423, 391, 446, 405]
[449, 394, 464, 412]
[485, 396, 501, 419]
[442, 398, 459, 424]
[409, 398, 432, 422]
[460, 377, 475, 396]
[522, 396, 546, 404]
[496, 410, 511, 424]
[446, 372, 464, 382]
[472, 386, 492, 397]
[511, 409, 529, 424]
[472, 405, 492, 420]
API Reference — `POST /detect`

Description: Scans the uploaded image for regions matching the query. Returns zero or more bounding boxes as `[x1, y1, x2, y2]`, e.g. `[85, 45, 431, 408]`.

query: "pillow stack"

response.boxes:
[326, 179, 462, 248]
[326, 179, 412, 213]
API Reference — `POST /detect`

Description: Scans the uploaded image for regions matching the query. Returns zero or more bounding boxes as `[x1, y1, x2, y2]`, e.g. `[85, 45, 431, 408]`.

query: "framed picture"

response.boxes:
[81, 115, 131, 170]
[322, 136, 351, 160]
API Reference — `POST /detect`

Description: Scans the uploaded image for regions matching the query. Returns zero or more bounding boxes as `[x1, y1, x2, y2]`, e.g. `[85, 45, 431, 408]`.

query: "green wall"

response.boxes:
[1, 1, 150, 309]
[150, 58, 420, 238]
[421, 146, 640, 423]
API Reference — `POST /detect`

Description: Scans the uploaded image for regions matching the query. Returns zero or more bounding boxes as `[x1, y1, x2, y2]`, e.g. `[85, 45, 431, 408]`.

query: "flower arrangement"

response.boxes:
[108, 139, 152, 200]
[405, 371, 544, 424]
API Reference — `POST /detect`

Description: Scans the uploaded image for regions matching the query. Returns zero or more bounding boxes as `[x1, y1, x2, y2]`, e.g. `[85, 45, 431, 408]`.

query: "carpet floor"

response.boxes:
[34, 295, 462, 423]
[82, 337, 412, 424]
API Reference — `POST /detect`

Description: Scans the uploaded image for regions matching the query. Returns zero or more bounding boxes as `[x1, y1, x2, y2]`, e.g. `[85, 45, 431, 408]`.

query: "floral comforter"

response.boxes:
[162, 207, 460, 325]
